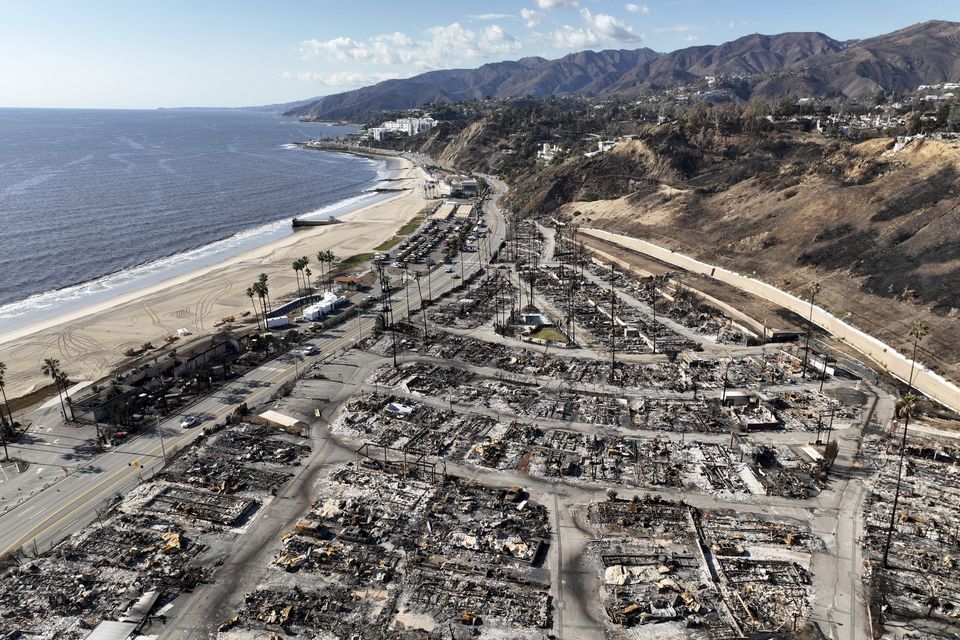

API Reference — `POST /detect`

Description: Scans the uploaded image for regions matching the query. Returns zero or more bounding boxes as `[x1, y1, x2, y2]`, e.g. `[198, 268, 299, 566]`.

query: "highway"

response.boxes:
[0, 172, 508, 559]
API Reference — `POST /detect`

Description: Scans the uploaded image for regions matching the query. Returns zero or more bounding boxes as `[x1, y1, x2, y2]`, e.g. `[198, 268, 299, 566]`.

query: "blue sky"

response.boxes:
[1, 0, 958, 109]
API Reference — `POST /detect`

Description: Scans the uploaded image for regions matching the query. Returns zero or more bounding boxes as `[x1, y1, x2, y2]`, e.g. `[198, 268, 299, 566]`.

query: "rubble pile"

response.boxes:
[430, 272, 518, 330]
[584, 496, 816, 638]
[536, 265, 701, 353]
[582, 261, 745, 344]
[223, 466, 553, 637]
[0, 420, 310, 639]
[863, 435, 960, 631]
[500, 219, 544, 265]
[332, 394, 822, 499]
[415, 332, 799, 391]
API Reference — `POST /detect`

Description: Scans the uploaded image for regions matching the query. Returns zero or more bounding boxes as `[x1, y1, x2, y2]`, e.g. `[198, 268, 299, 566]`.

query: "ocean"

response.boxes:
[0, 108, 381, 332]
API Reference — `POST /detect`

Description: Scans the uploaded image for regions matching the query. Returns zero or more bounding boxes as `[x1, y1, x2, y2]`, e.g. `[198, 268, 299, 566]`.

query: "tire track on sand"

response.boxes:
[194, 279, 232, 332]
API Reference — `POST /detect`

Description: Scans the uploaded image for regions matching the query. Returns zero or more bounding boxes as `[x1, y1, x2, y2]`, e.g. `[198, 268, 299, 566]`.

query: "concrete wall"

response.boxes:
[582, 228, 960, 413]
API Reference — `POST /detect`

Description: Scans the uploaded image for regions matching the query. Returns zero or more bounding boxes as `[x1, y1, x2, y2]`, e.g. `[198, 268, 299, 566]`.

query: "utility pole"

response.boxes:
[819, 354, 829, 392]
[155, 415, 167, 463]
[651, 286, 660, 354]
[415, 273, 428, 343]
[375, 259, 398, 368]
[801, 282, 820, 378]
[721, 358, 732, 404]
[609, 289, 617, 384]
[403, 266, 412, 323]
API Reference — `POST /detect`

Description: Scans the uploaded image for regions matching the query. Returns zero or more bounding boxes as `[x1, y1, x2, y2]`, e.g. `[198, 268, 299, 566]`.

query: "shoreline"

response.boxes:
[0, 153, 424, 401]
[0, 153, 395, 333]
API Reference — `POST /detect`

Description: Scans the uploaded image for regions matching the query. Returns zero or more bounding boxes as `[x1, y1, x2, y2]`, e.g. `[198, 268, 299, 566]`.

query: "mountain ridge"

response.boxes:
[286, 20, 960, 122]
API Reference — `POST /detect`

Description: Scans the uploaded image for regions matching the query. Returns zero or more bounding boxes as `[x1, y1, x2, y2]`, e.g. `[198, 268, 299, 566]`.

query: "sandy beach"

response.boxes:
[0, 154, 426, 401]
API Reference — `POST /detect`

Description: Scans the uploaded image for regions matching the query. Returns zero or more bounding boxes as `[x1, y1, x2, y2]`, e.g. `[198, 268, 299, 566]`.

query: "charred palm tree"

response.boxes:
[882, 391, 917, 568]
[905, 319, 929, 394]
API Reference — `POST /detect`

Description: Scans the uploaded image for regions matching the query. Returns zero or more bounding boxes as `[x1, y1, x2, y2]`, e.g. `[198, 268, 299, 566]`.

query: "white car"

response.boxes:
[444, 266, 454, 273]
[300, 345, 319, 356]
[180, 415, 201, 429]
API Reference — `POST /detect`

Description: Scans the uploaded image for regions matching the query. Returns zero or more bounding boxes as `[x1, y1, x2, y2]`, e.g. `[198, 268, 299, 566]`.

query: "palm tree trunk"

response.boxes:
[250, 298, 262, 330]
[55, 379, 67, 421]
[883, 412, 911, 568]
[0, 386, 12, 427]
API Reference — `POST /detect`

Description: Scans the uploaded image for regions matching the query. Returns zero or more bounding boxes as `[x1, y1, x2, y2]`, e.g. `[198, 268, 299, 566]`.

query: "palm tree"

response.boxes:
[292, 260, 303, 299]
[905, 319, 929, 394]
[304, 267, 313, 296]
[801, 281, 821, 378]
[257, 273, 271, 315]
[252, 281, 268, 322]
[324, 250, 337, 290]
[0, 361, 14, 428]
[300, 257, 311, 296]
[40, 358, 66, 418]
[56, 371, 74, 421]
[246, 286, 262, 330]
[316, 250, 326, 291]
[882, 391, 918, 568]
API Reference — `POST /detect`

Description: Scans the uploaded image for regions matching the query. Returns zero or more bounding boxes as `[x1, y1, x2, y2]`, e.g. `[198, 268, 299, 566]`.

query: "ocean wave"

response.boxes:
[0, 187, 385, 323]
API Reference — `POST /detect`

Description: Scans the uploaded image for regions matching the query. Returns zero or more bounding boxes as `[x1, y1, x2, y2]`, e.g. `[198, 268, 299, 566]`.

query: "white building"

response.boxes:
[302, 291, 346, 321]
[373, 116, 436, 138]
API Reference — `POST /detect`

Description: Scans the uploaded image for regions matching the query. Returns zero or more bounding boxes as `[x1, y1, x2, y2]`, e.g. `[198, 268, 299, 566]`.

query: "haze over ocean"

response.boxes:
[0, 109, 375, 318]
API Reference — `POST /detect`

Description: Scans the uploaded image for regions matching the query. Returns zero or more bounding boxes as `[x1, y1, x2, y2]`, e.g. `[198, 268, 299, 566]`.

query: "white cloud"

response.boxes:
[625, 3, 650, 15]
[468, 13, 513, 20]
[536, 0, 578, 9]
[551, 25, 602, 49]
[280, 70, 402, 89]
[680, 34, 700, 42]
[580, 9, 643, 42]
[520, 8, 544, 27]
[299, 22, 522, 71]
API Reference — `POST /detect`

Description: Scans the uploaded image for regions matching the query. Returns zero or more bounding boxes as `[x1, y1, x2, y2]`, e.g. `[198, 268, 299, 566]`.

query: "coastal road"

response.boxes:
[0, 173, 508, 559]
